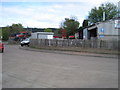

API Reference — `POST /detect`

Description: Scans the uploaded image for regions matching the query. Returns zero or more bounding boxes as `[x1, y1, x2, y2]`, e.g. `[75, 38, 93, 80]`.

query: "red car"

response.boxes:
[0, 41, 4, 53]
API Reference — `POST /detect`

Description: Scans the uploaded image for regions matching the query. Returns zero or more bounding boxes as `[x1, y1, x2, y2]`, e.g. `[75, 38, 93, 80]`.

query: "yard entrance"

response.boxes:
[88, 27, 97, 40]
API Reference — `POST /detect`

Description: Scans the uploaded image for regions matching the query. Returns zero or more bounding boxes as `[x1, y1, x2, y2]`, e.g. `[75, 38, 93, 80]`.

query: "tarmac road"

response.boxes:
[0, 53, 2, 89]
[2, 45, 118, 88]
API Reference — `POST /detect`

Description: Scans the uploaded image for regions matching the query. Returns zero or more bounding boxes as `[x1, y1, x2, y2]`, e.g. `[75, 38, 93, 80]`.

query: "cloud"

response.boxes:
[0, 0, 104, 2]
[0, 1, 119, 28]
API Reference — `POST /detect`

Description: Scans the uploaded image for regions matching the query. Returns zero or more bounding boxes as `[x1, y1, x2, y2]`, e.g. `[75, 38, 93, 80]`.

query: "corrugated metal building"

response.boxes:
[83, 18, 120, 40]
[97, 18, 119, 40]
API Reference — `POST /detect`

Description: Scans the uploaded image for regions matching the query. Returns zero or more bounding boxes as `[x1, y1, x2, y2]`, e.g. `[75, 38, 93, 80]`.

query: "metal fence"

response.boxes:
[30, 39, 119, 50]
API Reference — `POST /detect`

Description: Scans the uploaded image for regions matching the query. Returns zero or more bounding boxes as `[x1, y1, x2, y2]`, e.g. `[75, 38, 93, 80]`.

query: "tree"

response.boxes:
[88, 2, 118, 24]
[44, 28, 52, 32]
[9, 23, 25, 34]
[1, 23, 25, 41]
[2, 27, 10, 41]
[60, 17, 80, 38]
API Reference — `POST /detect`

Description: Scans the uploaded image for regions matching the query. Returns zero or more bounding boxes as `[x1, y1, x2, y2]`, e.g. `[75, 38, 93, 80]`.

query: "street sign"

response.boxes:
[100, 28, 104, 32]
[100, 35, 104, 37]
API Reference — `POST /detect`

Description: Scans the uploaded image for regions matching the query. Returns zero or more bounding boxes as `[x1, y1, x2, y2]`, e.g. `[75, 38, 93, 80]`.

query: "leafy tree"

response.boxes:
[1, 23, 25, 41]
[9, 23, 25, 34]
[44, 28, 52, 32]
[88, 2, 118, 23]
[2, 27, 10, 41]
[60, 17, 80, 38]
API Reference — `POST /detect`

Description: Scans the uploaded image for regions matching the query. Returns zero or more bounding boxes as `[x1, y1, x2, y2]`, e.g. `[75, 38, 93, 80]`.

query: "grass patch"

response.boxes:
[29, 45, 119, 55]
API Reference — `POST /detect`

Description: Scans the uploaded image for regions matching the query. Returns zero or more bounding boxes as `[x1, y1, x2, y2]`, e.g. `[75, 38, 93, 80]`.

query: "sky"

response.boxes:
[0, 0, 119, 28]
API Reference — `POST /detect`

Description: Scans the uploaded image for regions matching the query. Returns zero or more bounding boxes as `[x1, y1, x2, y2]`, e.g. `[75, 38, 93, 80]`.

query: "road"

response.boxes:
[2, 45, 118, 88]
[0, 53, 2, 89]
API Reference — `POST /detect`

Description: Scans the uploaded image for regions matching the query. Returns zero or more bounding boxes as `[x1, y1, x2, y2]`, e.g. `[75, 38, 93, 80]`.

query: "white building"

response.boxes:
[31, 32, 54, 39]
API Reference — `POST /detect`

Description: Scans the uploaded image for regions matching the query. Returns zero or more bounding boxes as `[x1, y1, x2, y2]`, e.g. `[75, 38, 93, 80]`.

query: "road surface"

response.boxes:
[2, 45, 118, 88]
[0, 53, 2, 89]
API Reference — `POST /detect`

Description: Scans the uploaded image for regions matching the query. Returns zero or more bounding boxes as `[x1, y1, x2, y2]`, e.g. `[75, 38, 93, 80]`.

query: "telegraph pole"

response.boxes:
[103, 12, 105, 21]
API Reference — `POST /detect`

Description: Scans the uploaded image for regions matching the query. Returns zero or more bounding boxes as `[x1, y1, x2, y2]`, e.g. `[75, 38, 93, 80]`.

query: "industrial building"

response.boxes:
[81, 17, 120, 40]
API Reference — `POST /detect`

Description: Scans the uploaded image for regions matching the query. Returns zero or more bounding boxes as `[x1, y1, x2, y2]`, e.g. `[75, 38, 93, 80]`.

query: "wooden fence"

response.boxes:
[30, 39, 119, 50]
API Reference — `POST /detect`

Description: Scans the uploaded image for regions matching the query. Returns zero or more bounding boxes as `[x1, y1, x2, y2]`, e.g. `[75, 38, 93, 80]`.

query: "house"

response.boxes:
[31, 32, 54, 39]
[77, 17, 120, 40]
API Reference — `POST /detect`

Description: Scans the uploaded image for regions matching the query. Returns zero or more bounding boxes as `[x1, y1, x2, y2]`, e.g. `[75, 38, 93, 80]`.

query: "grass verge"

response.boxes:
[30, 45, 119, 55]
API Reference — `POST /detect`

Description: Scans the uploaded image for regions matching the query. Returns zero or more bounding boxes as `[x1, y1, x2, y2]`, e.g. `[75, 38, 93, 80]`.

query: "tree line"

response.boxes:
[0, 24, 25, 41]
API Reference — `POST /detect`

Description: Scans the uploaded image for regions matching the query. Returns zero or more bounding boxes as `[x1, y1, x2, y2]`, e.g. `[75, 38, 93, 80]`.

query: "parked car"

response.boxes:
[0, 40, 4, 53]
[20, 38, 30, 47]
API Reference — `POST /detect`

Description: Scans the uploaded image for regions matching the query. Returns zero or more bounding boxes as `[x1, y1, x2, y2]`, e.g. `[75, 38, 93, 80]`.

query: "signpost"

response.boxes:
[100, 35, 104, 37]
[100, 28, 104, 38]
[100, 28, 104, 32]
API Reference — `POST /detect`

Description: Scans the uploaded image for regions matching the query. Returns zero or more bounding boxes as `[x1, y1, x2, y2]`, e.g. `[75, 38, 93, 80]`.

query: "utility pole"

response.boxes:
[118, 1, 120, 17]
[103, 12, 105, 21]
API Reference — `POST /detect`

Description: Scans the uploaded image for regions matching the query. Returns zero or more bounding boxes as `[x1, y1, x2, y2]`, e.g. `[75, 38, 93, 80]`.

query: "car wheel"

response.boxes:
[21, 44, 24, 47]
[2, 49, 4, 53]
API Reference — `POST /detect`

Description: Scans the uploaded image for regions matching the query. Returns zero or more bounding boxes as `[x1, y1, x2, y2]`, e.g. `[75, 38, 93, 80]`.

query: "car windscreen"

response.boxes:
[24, 38, 29, 41]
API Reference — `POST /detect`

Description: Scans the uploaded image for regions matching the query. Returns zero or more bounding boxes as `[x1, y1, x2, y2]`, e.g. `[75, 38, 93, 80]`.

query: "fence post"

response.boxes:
[48, 39, 51, 46]
[83, 40, 85, 48]
[99, 40, 102, 48]
[68, 39, 69, 46]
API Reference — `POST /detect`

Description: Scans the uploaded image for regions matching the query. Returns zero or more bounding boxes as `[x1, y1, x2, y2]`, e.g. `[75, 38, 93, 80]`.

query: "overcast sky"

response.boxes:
[0, 0, 119, 28]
